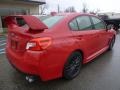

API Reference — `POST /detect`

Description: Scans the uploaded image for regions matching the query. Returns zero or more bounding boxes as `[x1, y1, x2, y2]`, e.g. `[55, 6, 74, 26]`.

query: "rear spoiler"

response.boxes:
[4, 15, 48, 30]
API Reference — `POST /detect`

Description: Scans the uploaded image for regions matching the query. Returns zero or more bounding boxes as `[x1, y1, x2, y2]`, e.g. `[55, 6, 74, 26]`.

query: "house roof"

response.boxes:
[21, 0, 46, 5]
[0, 0, 46, 5]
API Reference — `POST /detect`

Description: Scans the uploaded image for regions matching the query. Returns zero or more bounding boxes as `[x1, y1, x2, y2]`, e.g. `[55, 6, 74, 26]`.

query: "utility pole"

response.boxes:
[58, 4, 60, 13]
[57, 0, 60, 13]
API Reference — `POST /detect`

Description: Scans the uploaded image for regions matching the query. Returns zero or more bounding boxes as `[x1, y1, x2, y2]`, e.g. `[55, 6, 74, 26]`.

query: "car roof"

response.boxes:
[32, 13, 96, 17]
[56, 13, 95, 17]
[6, 13, 96, 18]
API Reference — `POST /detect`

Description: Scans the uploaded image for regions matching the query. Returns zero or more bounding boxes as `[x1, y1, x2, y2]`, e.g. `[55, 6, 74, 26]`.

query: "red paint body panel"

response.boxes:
[5, 13, 116, 81]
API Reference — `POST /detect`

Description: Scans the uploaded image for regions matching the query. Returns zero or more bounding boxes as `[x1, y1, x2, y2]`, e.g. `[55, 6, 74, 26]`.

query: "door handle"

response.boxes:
[78, 35, 83, 37]
[76, 35, 83, 40]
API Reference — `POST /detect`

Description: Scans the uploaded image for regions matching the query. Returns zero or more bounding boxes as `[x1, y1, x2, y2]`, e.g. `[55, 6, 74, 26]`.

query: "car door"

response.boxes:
[91, 16, 109, 50]
[69, 15, 100, 60]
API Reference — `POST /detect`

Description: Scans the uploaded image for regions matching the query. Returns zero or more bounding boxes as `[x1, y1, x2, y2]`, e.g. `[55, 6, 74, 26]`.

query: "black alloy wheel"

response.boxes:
[63, 52, 82, 80]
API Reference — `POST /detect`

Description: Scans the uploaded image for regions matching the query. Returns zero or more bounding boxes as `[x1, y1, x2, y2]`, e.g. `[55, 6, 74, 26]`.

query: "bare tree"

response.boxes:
[39, 4, 49, 14]
[81, 3, 100, 15]
[82, 3, 88, 13]
[64, 6, 76, 13]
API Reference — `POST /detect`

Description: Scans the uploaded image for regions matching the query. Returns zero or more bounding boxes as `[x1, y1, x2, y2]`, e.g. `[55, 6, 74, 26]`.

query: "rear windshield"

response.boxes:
[36, 15, 64, 28]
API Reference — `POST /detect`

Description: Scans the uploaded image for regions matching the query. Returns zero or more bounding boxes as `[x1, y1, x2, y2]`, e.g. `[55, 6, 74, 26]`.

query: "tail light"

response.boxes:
[26, 37, 52, 51]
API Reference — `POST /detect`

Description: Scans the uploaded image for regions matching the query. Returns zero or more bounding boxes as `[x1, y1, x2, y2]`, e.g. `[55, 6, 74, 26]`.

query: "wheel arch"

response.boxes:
[63, 49, 84, 79]
[73, 49, 84, 63]
[67, 49, 84, 65]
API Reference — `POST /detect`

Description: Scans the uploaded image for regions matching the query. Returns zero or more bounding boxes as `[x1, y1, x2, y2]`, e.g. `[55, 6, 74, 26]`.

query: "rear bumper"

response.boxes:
[6, 48, 40, 75]
[6, 47, 64, 81]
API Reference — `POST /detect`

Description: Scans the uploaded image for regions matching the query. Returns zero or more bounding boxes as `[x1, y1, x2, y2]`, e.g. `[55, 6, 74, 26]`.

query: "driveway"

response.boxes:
[0, 34, 120, 90]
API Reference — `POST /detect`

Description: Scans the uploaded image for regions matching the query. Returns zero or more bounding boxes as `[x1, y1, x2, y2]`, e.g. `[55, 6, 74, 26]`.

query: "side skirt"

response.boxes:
[84, 46, 109, 64]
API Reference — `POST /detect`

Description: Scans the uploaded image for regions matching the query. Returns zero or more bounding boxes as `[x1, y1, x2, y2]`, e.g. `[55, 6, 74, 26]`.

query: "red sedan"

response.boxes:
[5, 13, 116, 82]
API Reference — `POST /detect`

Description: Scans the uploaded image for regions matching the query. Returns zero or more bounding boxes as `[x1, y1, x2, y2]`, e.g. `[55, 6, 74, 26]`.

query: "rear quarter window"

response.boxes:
[69, 19, 79, 30]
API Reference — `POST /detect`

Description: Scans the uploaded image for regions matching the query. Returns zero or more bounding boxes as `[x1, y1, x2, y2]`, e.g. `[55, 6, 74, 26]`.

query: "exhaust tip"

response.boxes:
[25, 76, 36, 83]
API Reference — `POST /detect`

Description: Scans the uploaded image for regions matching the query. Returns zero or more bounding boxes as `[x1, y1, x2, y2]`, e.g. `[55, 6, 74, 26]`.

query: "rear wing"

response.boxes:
[4, 15, 48, 30]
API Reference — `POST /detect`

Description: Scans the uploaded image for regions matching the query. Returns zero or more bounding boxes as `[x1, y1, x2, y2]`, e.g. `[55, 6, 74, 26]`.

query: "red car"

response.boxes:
[5, 13, 116, 82]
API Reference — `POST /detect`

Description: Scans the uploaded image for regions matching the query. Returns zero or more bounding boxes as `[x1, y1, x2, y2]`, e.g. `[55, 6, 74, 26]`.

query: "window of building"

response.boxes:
[0, 8, 29, 28]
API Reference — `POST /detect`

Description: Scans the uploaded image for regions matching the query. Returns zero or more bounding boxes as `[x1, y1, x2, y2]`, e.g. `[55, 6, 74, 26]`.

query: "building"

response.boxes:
[98, 12, 120, 31]
[99, 12, 120, 19]
[0, 0, 46, 33]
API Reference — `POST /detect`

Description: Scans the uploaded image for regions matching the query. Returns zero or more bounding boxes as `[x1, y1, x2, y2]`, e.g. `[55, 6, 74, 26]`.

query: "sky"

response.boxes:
[44, 0, 120, 13]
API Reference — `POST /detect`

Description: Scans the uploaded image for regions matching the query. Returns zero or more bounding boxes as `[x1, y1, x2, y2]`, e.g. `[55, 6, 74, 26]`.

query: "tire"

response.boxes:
[63, 51, 82, 80]
[108, 36, 115, 50]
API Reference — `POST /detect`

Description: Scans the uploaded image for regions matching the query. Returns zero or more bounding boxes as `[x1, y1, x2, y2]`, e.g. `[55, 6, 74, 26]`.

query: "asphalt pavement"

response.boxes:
[0, 34, 120, 90]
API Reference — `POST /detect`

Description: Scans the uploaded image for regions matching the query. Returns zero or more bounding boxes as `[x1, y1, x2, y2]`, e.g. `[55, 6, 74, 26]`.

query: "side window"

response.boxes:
[76, 16, 93, 30]
[69, 19, 79, 30]
[91, 17, 105, 29]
